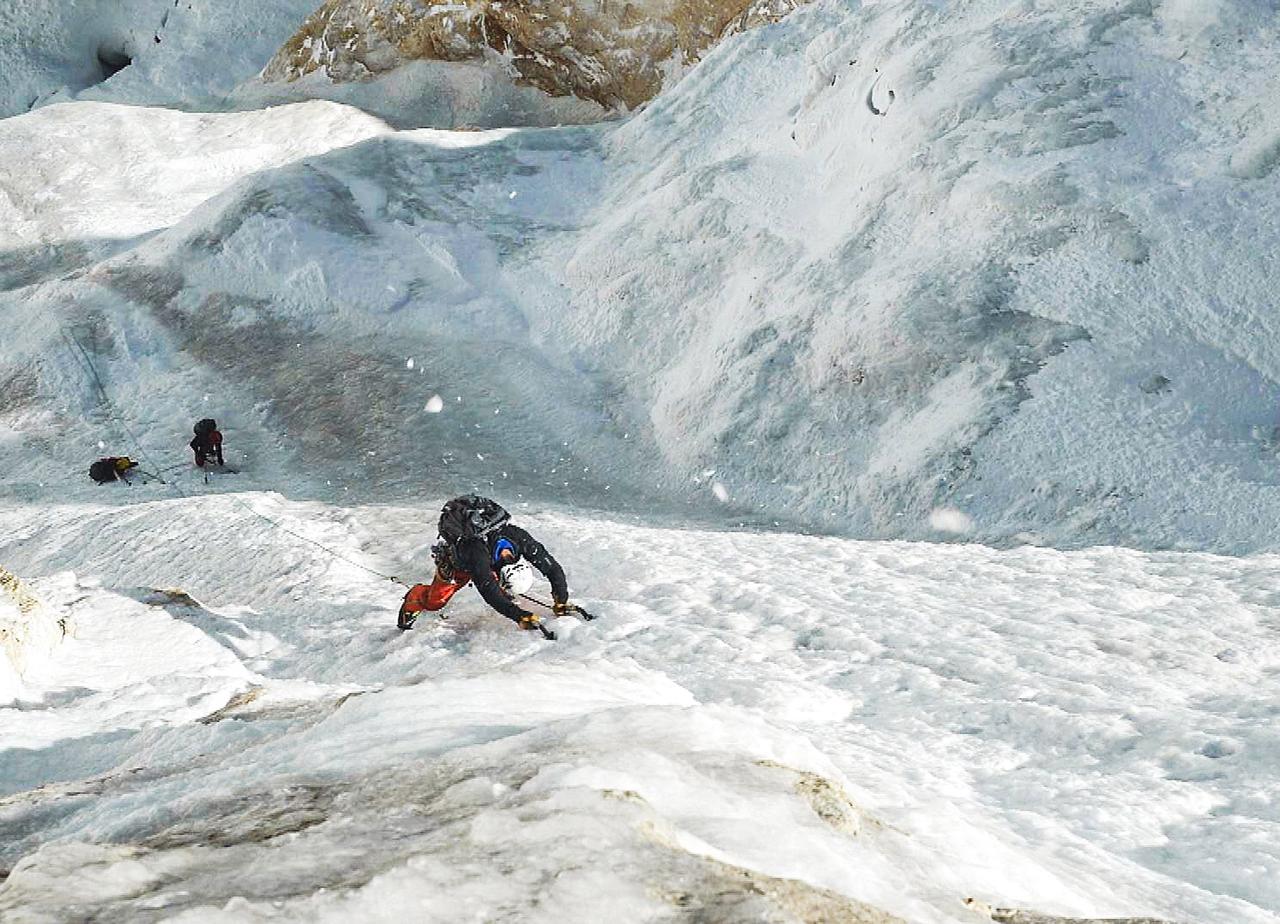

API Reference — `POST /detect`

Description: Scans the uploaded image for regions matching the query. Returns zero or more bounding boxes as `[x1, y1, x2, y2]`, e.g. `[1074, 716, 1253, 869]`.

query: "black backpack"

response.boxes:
[194, 418, 217, 437]
[438, 495, 509, 545]
[89, 458, 117, 484]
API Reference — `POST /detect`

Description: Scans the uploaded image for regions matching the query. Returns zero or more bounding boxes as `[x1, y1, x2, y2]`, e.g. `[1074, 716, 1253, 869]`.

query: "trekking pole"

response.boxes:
[517, 593, 596, 621]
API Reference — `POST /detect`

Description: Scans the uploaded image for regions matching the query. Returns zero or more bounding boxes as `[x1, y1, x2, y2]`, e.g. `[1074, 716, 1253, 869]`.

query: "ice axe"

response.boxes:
[518, 593, 596, 621]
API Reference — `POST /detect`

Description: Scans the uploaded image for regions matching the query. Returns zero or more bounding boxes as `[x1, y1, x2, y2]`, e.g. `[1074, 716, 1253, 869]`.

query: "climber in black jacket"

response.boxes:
[397, 495, 572, 632]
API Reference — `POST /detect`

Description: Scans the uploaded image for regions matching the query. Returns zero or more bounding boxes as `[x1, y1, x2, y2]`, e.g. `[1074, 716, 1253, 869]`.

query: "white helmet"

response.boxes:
[499, 559, 536, 596]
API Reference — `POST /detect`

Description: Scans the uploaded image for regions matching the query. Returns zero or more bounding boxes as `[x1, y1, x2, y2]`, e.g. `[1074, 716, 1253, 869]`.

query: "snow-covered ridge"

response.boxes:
[262, 0, 807, 112]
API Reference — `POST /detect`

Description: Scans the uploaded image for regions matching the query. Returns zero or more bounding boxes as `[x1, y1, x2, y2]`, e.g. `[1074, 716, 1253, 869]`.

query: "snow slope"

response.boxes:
[8, 0, 1279, 549]
[2, 0, 1280, 921]
[540, 0, 1280, 549]
[3, 497, 1278, 922]
[0, 0, 317, 117]
[0, 99, 706, 521]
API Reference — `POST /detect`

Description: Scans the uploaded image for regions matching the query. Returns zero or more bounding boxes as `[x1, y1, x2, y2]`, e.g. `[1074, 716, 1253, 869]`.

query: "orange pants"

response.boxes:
[400, 570, 474, 617]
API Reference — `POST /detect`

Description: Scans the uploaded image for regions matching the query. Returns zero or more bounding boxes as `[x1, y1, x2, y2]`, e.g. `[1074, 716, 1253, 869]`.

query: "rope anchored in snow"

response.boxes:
[60, 324, 415, 585]
[61, 327, 169, 486]
[60, 326, 412, 588]
[219, 494, 411, 588]
[58, 327, 579, 623]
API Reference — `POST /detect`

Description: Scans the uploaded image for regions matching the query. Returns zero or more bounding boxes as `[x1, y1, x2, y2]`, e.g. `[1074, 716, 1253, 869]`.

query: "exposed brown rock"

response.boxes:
[639, 818, 906, 923]
[263, 0, 809, 110]
[963, 897, 1175, 924]
[756, 759, 886, 838]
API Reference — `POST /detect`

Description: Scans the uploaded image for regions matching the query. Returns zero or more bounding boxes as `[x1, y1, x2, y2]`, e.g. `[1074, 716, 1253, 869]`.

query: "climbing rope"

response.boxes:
[61, 327, 169, 485]
[220, 493, 410, 587]
[59, 327, 411, 590]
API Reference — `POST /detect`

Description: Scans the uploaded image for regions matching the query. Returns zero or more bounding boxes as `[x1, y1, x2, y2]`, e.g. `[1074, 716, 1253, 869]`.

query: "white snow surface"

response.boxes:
[4, 0, 1279, 548]
[0, 0, 610, 129]
[0, 0, 317, 117]
[4, 499, 1280, 922]
[3, 0, 1280, 920]
[543, 0, 1280, 548]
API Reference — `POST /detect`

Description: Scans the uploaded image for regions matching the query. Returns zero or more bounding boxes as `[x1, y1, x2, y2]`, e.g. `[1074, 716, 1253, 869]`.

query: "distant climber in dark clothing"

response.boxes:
[190, 418, 224, 468]
[398, 495, 572, 632]
[89, 456, 138, 484]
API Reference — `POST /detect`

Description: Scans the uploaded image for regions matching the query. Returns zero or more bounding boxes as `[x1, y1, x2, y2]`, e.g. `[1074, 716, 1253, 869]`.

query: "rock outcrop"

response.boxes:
[262, 0, 807, 111]
[0, 568, 72, 697]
